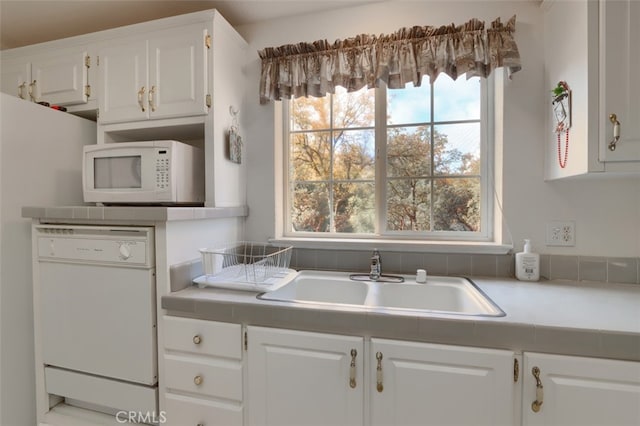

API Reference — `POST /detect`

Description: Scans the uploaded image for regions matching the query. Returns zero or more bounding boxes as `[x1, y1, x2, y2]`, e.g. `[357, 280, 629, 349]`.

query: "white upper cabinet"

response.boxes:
[98, 39, 148, 123]
[99, 23, 208, 124]
[598, 0, 640, 163]
[0, 59, 31, 100]
[543, 0, 640, 179]
[371, 338, 517, 426]
[1, 47, 90, 106]
[522, 352, 640, 426]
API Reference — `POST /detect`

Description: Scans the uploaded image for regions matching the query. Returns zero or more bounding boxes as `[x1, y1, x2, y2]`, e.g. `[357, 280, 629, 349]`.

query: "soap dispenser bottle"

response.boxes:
[515, 239, 540, 281]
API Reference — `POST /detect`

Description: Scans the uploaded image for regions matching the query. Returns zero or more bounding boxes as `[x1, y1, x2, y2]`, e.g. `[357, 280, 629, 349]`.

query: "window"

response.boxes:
[284, 74, 491, 242]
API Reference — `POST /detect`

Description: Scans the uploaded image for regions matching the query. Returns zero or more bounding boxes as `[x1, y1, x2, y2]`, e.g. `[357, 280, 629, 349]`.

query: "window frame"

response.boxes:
[281, 75, 495, 244]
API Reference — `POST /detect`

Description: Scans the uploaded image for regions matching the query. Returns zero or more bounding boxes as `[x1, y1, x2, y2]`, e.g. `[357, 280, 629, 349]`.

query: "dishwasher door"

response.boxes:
[37, 225, 157, 386]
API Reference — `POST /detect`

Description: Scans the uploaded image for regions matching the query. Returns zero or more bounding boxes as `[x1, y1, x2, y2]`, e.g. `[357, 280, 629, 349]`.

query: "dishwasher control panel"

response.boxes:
[35, 225, 154, 267]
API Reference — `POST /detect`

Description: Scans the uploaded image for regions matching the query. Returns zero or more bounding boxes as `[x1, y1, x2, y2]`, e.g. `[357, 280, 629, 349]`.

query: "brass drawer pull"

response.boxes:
[18, 82, 26, 99]
[349, 349, 357, 389]
[194, 375, 203, 386]
[149, 85, 156, 112]
[376, 351, 384, 392]
[193, 334, 202, 345]
[608, 113, 621, 151]
[531, 366, 544, 412]
[29, 80, 37, 102]
[137, 86, 146, 112]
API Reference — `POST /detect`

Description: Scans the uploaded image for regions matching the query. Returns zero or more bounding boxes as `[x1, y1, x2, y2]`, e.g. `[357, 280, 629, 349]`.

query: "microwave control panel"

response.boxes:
[155, 150, 170, 190]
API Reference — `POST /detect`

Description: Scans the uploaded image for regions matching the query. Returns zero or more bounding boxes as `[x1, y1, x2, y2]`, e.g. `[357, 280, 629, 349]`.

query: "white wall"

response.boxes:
[0, 93, 3, 424]
[237, 0, 640, 258]
[0, 94, 96, 426]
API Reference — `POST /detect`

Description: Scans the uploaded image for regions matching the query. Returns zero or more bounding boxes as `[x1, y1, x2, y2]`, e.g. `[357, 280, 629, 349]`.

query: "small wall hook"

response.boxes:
[229, 106, 239, 130]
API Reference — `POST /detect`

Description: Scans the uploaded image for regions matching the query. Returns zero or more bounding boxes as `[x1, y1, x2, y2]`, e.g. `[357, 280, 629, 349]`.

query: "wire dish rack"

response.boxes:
[195, 242, 294, 291]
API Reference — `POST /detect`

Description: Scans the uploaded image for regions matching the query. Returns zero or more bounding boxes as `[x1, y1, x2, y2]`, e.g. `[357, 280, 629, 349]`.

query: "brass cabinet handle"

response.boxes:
[149, 85, 156, 112]
[376, 351, 384, 392]
[531, 366, 544, 412]
[349, 349, 357, 389]
[18, 82, 26, 99]
[137, 86, 146, 112]
[193, 334, 202, 345]
[28, 80, 37, 102]
[193, 375, 203, 386]
[608, 113, 621, 151]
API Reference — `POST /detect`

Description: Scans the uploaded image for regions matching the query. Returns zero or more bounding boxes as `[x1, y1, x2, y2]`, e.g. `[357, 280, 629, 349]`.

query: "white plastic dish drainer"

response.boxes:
[193, 242, 296, 291]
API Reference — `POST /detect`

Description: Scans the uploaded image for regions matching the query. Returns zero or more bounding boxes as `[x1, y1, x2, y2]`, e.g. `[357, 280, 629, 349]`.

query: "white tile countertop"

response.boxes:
[162, 275, 640, 362]
[475, 278, 640, 334]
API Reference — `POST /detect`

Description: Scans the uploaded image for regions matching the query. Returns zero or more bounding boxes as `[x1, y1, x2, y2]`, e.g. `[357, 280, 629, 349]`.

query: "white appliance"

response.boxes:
[0, 93, 96, 426]
[83, 140, 205, 205]
[35, 224, 158, 416]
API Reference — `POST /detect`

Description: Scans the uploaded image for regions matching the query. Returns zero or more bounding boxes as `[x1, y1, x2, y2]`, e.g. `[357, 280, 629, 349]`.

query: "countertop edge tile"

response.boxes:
[22, 205, 249, 222]
[533, 325, 601, 359]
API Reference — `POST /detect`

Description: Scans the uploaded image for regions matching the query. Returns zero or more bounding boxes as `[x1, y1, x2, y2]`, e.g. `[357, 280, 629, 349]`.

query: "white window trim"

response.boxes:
[274, 73, 510, 255]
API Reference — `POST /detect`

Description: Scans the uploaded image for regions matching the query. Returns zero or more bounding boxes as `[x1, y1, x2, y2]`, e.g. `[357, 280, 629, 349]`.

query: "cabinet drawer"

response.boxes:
[164, 316, 241, 359]
[164, 393, 242, 426]
[164, 355, 242, 401]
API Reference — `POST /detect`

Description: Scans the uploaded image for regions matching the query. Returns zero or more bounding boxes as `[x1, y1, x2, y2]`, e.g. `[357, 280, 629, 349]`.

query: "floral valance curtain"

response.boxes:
[258, 16, 520, 104]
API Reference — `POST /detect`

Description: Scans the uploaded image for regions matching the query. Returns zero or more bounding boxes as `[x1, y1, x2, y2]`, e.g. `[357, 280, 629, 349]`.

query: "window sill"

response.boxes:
[269, 237, 513, 255]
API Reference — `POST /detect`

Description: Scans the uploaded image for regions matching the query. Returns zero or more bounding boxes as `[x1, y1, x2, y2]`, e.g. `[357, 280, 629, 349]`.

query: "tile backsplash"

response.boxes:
[290, 248, 640, 285]
[170, 249, 640, 290]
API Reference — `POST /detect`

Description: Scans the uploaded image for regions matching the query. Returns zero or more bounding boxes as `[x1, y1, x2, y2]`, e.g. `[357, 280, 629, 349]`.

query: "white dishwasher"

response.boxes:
[35, 224, 158, 417]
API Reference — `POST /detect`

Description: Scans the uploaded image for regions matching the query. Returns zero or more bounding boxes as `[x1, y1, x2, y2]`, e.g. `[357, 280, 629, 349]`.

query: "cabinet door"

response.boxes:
[247, 326, 364, 426]
[148, 24, 208, 120]
[371, 338, 516, 426]
[0, 59, 31, 100]
[98, 38, 149, 124]
[31, 49, 88, 106]
[599, 0, 640, 162]
[523, 352, 640, 426]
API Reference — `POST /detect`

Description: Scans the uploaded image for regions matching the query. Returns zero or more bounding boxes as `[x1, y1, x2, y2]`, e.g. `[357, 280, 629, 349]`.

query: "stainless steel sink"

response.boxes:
[258, 270, 504, 317]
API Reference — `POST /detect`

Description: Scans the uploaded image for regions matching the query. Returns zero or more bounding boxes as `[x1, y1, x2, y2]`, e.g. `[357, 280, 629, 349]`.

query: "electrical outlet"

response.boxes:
[546, 221, 575, 246]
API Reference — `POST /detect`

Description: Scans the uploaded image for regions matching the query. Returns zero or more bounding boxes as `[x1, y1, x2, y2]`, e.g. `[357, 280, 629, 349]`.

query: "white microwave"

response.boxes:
[83, 140, 205, 205]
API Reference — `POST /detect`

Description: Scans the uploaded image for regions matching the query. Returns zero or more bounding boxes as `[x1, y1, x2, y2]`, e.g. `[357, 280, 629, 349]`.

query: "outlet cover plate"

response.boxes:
[546, 221, 576, 246]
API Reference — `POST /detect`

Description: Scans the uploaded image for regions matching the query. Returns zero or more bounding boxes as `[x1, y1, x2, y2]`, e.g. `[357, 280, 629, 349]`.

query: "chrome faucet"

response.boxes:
[350, 249, 403, 283]
[370, 249, 382, 281]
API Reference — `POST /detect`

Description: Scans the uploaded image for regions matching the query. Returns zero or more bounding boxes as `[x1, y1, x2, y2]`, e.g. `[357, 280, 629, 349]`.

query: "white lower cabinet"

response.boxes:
[522, 352, 640, 426]
[246, 326, 364, 426]
[245, 327, 517, 426]
[161, 320, 640, 426]
[370, 338, 518, 426]
[162, 316, 243, 426]
[164, 394, 242, 426]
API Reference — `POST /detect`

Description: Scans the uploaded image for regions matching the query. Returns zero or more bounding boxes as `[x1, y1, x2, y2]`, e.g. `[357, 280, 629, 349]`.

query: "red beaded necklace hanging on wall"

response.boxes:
[557, 128, 569, 168]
